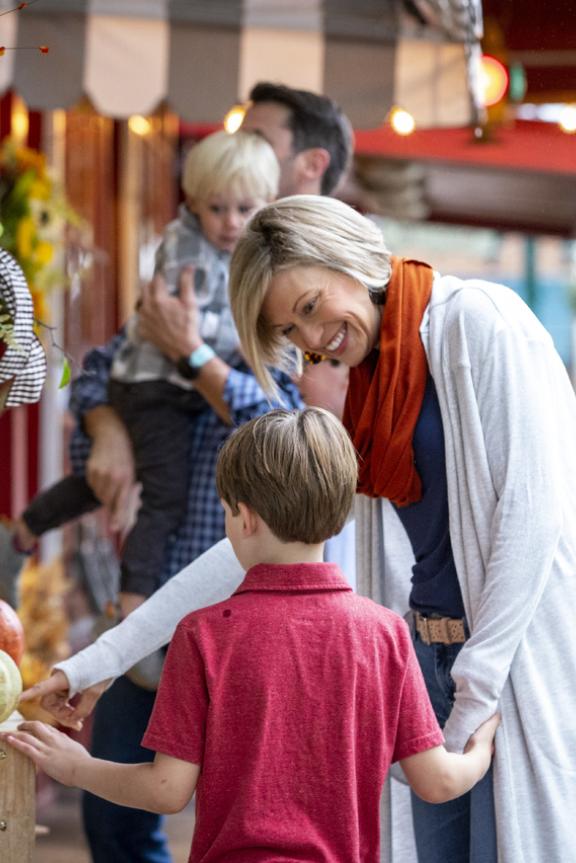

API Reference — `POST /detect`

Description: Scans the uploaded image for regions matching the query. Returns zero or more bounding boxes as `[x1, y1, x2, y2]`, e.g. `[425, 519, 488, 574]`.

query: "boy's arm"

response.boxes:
[1, 722, 199, 815]
[400, 714, 499, 804]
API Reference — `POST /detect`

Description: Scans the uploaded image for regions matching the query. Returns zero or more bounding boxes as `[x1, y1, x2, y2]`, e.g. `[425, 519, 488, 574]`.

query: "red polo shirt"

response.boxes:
[143, 562, 443, 863]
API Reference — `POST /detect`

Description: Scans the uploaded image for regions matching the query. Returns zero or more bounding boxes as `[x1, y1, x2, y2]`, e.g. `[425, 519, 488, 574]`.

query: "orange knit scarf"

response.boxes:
[342, 257, 433, 505]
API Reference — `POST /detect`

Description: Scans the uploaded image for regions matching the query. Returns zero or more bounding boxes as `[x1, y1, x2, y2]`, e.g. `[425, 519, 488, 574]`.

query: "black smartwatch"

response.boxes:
[176, 344, 216, 380]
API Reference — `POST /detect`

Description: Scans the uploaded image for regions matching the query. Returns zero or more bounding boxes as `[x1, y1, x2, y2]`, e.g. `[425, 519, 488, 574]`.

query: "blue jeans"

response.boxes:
[82, 675, 172, 863]
[410, 634, 497, 863]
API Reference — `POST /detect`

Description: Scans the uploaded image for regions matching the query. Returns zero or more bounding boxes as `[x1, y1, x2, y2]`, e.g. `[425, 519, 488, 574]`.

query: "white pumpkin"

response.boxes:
[0, 648, 22, 723]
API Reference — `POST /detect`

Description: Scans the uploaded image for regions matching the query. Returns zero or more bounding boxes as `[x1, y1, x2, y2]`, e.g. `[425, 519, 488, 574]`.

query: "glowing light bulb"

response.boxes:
[11, 97, 29, 143]
[224, 105, 246, 134]
[128, 115, 152, 136]
[480, 56, 509, 108]
[559, 105, 576, 134]
[389, 107, 415, 136]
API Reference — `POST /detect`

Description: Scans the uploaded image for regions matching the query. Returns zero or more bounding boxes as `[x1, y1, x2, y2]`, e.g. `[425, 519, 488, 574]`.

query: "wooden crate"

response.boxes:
[0, 711, 35, 863]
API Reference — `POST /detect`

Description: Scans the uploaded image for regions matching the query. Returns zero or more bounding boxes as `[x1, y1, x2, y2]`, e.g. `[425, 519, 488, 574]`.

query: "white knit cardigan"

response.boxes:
[357, 273, 576, 863]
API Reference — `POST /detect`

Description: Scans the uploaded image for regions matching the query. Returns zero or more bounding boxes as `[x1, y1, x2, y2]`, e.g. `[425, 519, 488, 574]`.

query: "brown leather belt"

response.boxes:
[414, 612, 467, 645]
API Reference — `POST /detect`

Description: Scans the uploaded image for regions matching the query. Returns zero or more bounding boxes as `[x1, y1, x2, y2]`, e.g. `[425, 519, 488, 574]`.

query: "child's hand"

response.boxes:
[0, 720, 92, 785]
[464, 713, 500, 759]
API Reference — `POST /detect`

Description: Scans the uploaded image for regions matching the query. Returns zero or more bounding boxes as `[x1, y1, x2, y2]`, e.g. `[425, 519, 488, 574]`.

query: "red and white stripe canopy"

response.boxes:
[0, 0, 483, 129]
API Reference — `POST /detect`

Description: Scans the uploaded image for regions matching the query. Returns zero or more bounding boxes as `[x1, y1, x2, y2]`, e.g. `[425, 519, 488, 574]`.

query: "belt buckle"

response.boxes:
[416, 613, 431, 644]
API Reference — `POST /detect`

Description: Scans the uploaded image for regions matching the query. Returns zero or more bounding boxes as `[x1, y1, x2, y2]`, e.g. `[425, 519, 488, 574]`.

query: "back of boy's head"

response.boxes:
[248, 82, 353, 196]
[216, 407, 358, 544]
[182, 129, 279, 204]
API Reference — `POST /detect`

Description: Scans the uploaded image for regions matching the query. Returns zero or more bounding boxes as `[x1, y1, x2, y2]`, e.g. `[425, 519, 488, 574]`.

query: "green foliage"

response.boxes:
[58, 357, 71, 389]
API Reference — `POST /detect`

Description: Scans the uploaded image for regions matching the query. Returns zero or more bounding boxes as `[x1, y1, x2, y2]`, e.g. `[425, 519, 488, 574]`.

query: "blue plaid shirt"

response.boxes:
[69, 332, 303, 584]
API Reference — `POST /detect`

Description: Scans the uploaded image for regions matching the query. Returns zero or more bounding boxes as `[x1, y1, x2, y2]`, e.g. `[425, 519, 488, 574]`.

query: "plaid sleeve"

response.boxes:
[68, 329, 126, 476]
[68, 329, 127, 423]
[224, 365, 303, 426]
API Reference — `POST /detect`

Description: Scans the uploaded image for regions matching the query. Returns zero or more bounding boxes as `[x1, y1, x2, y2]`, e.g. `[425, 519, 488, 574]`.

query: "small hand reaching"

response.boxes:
[0, 720, 92, 785]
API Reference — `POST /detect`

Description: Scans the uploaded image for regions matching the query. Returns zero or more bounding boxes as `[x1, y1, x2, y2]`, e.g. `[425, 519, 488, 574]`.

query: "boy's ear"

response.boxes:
[237, 502, 259, 537]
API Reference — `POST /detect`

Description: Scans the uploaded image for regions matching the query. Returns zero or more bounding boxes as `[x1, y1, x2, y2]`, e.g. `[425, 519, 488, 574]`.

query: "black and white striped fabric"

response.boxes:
[0, 0, 482, 129]
[0, 249, 47, 408]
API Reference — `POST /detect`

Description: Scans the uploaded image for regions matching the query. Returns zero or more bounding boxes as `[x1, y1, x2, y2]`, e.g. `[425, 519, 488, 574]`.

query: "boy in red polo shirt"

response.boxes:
[4, 408, 499, 863]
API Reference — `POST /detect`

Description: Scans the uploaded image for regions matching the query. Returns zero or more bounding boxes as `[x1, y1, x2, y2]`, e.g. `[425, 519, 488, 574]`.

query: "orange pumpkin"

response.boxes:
[0, 599, 25, 666]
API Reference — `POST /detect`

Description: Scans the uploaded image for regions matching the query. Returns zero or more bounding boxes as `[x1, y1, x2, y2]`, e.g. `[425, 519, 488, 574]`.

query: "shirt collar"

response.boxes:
[234, 562, 352, 595]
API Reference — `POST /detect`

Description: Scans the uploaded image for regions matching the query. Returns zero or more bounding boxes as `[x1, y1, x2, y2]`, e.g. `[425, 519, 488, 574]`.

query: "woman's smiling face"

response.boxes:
[262, 265, 382, 367]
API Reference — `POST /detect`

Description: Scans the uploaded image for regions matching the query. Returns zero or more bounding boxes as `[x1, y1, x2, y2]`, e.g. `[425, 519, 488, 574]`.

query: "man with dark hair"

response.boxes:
[246, 81, 353, 196]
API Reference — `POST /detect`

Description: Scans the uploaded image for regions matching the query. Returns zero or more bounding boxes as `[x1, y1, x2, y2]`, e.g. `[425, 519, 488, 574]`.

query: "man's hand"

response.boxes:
[19, 671, 112, 731]
[0, 720, 92, 785]
[84, 405, 138, 533]
[138, 269, 201, 362]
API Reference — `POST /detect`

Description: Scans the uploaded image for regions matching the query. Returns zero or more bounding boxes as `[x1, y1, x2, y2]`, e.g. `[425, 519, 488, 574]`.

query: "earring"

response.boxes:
[304, 351, 325, 365]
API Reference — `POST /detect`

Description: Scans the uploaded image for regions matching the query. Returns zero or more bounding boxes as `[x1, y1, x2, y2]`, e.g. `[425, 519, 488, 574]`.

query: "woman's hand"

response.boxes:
[19, 670, 112, 731]
[1, 721, 92, 785]
[138, 269, 202, 362]
[463, 713, 500, 757]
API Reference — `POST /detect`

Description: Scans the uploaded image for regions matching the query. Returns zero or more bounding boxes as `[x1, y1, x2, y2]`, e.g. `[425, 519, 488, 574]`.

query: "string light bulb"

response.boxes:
[480, 55, 509, 108]
[559, 105, 576, 135]
[128, 115, 152, 137]
[11, 96, 29, 142]
[389, 107, 416, 136]
[224, 105, 246, 134]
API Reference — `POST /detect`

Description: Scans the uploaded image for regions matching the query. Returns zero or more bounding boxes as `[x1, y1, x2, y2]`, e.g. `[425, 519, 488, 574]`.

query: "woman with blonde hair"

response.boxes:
[226, 194, 576, 863]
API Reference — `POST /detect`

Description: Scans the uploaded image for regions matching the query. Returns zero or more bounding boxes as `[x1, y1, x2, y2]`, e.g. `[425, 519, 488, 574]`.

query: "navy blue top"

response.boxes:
[393, 375, 466, 619]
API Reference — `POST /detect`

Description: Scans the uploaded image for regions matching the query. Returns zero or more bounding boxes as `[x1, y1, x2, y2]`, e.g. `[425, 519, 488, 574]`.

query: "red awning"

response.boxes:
[355, 120, 576, 176]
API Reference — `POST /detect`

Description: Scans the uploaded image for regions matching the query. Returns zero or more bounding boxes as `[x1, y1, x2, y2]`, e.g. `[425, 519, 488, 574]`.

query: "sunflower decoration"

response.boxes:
[0, 138, 80, 325]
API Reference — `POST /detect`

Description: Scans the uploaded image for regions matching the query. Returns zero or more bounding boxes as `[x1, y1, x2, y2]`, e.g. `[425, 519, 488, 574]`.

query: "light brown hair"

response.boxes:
[216, 407, 358, 544]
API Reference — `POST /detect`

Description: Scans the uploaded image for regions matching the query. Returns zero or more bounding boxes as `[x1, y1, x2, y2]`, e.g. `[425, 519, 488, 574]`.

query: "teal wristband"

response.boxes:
[187, 344, 216, 369]
[177, 344, 216, 379]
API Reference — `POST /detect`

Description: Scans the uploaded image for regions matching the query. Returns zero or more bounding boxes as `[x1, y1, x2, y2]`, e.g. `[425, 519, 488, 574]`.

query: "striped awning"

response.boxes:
[0, 0, 483, 129]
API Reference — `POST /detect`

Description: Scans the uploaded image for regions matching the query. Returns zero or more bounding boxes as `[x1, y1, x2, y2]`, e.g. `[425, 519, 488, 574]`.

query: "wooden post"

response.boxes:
[0, 711, 35, 863]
